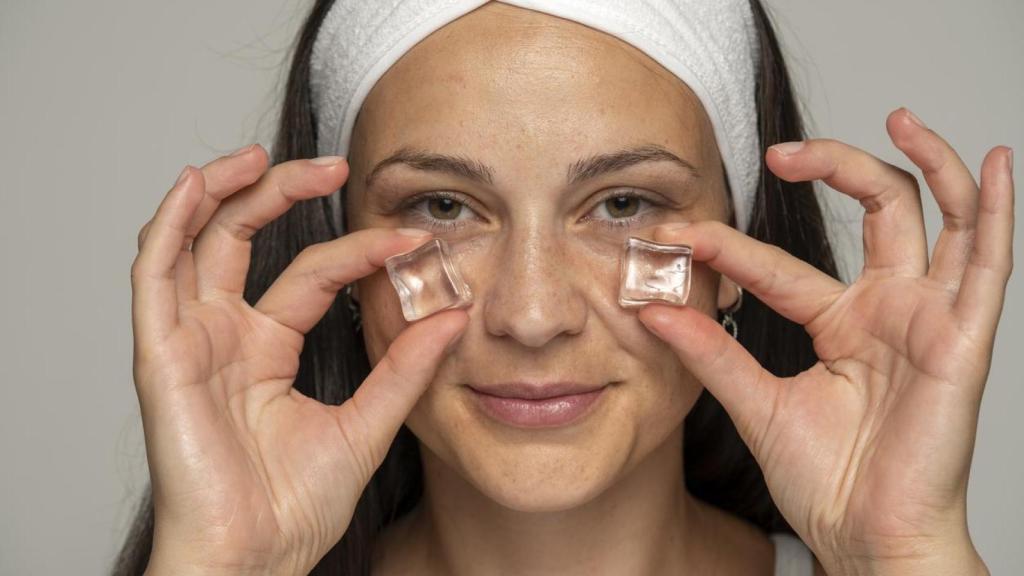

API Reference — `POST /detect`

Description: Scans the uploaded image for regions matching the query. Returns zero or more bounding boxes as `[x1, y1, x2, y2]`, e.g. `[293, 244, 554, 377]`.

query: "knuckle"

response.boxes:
[377, 350, 407, 385]
[295, 243, 340, 293]
[861, 167, 889, 195]
[268, 170, 300, 203]
[297, 242, 325, 262]
[754, 249, 785, 294]
[860, 165, 919, 212]
[995, 252, 1014, 277]
[814, 138, 844, 159]
[295, 242, 323, 266]
[308, 264, 338, 294]
[924, 148, 953, 178]
[213, 215, 257, 243]
[130, 257, 146, 284]
[894, 166, 921, 193]
[971, 253, 1013, 278]
[941, 212, 973, 233]
[137, 221, 152, 248]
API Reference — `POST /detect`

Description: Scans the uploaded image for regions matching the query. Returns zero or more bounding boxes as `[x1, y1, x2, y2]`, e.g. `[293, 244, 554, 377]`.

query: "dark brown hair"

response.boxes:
[113, 1, 838, 573]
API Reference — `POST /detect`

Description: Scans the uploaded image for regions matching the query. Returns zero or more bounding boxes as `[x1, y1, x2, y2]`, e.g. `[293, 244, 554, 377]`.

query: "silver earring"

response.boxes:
[343, 284, 362, 332]
[720, 285, 743, 339]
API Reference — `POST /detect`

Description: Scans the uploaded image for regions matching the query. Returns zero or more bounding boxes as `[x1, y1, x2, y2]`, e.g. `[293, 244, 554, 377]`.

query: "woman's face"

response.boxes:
[345, 1, 731, 512]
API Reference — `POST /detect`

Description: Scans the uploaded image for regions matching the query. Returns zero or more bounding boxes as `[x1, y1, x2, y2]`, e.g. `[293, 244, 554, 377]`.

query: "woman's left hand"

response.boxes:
[638, 108, 1013, 576]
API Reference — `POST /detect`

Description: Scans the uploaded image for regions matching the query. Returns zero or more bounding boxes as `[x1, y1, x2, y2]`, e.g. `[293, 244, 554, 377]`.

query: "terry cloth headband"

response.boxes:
[310, 0, 762, 232]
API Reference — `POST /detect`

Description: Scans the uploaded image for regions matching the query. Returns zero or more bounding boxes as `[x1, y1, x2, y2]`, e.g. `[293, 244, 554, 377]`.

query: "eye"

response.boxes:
[426, 196, 463, 220]
[601, 195, 642, 218]
[584, 190, 660, 228]
[402, 191, 479, 232]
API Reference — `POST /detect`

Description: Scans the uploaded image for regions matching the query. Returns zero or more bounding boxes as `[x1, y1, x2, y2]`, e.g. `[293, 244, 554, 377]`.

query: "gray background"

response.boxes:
[1, 1, 1020, 573]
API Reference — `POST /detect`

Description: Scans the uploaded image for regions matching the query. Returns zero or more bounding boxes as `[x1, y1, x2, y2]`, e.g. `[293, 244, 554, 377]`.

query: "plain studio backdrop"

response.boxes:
[1, 1, 1021, 573]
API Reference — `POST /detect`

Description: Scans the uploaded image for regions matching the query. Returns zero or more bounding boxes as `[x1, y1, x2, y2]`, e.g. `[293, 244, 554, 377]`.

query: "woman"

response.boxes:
[116, 0, 1014, 574]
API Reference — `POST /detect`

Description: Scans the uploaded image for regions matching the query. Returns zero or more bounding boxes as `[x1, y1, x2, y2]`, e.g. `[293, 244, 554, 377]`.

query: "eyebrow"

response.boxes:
[363, 143, 700, 189]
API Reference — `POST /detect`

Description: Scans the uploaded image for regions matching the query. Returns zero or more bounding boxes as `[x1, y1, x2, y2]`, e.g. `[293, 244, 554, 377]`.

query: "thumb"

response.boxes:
[637, 303, 779, 457]
[332, 307, 469, 484]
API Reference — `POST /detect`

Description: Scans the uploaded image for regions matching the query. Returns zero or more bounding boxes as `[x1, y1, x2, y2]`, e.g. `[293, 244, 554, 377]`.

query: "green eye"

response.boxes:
[604, 195, 641, 218]
[427, 197, 463, 220]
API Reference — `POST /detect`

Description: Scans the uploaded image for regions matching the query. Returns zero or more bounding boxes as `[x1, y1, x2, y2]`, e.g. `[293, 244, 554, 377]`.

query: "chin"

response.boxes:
[460, 438, 638, 513]
[409, 383, 645, 513]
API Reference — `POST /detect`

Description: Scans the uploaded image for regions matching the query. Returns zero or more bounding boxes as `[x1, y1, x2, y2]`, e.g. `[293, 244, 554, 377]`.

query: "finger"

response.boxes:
[637, 303, 780, 458]
[131, 166, 204, 341]
[885, 108, 981, 289]
[137, 220, 152, 251]
[333, 307, 469, 484]
[653, 222, 845, 332]
[767, 138, 929, 277]
[190, 156, 349, 298]
[160, 145, 269, 305]
[139, 211, 200, 305]
[138, 148, 269, 252]
[957, 146, 1014, 336]
[187, 143, 271, 239]
[254, 228, 438, 334]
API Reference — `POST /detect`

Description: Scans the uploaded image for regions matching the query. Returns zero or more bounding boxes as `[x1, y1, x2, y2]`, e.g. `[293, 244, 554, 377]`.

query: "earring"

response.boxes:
[720, 285, 743, 339]
[343, 283, 362, 332]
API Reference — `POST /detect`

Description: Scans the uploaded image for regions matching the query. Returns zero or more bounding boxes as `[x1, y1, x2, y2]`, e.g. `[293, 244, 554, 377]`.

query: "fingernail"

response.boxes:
[658, 222, 691, 232]
[228, 144, 253, 157]
[638, 306, 674, 334]
[770, 141, 805, 156]
[1008, 147, 1014, 174]
[175, 166, 191, 186]
[654, 222, 691, 242]
[311, 155, 346, 166]
[396, 227, 433, 238]
[904, 108, 927, 128]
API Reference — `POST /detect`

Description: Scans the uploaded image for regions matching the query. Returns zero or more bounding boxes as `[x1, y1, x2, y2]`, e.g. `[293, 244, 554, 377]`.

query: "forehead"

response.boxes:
[349, 1, 718, 181]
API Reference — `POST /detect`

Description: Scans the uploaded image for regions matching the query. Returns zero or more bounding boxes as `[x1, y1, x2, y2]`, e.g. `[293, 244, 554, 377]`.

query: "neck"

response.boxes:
[373, 423, 775, 576]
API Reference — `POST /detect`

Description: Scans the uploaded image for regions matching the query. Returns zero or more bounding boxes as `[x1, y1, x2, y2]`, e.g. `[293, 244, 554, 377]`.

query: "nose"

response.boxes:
[481, 229, 588, 348]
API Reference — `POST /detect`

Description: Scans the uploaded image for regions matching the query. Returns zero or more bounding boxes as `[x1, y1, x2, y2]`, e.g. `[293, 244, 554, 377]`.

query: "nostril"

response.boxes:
[481, 276, 588, 347]
[494, 306, 576, 347]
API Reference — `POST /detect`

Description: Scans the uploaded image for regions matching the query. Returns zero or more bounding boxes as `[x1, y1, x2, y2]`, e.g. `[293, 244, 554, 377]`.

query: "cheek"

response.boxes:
[356, 235, 721, 375]
[612, 262, 720, 423]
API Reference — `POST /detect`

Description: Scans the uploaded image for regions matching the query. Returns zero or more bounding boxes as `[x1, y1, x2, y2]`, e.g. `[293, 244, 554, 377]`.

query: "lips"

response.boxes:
[467, 382, 610, 428]
[468, 381, 607, 400]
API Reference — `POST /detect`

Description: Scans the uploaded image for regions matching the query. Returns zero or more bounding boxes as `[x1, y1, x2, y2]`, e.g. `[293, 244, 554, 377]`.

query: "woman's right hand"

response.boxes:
[130, 145, 469, 575]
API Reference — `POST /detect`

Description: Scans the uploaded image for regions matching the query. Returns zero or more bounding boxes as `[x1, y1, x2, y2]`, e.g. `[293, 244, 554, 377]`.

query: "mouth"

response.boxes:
[466, 382, 610, 428]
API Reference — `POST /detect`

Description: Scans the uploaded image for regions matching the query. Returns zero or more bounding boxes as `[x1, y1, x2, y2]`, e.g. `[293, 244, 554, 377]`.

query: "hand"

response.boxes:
[131, 146, 469, 575]
[638, 108, 1012, 576]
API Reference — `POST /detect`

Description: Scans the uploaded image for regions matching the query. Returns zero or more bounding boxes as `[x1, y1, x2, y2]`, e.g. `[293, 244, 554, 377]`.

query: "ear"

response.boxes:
[716, 275, 740, 311]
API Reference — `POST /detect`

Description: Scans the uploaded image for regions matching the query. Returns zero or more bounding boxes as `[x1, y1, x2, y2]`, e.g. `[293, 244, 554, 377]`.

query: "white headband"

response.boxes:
[310, 0, 762, 232]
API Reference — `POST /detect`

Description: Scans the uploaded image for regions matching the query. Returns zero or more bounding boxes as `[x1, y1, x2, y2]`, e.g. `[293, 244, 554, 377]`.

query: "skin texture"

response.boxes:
[129, 1, 1011, 575]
